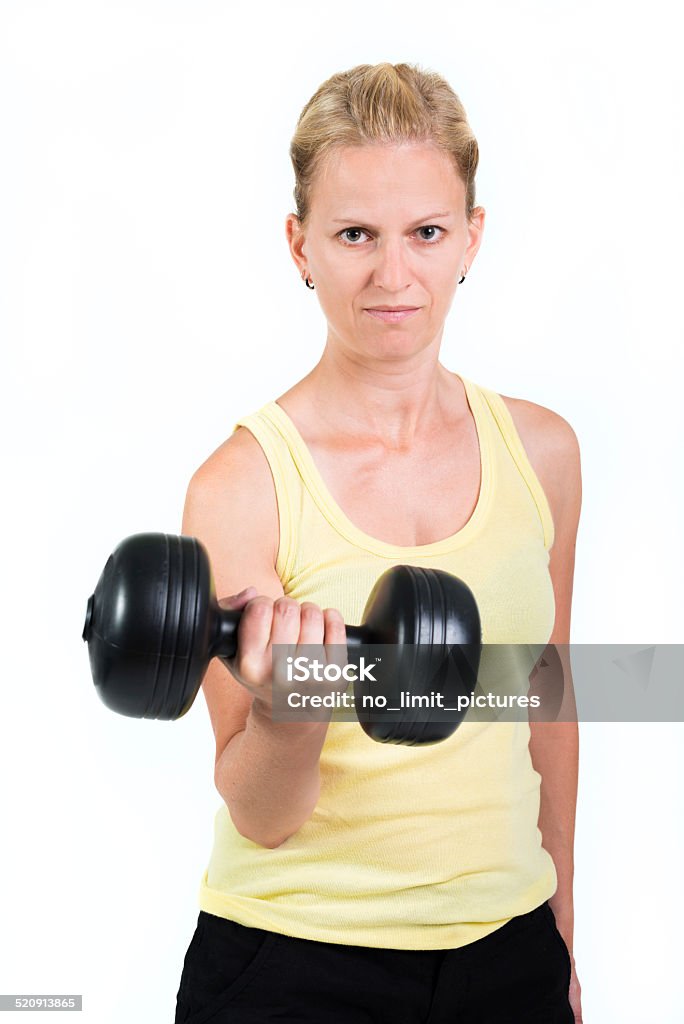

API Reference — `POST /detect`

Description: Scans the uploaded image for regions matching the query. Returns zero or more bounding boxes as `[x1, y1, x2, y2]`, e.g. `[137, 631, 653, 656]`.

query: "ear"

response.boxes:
[464, 206, 486, 273]
[285, 213, 307, 275]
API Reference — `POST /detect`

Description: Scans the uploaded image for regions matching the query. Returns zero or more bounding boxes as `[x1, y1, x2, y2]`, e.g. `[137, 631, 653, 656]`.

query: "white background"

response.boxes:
[1, 1, 683, 1021]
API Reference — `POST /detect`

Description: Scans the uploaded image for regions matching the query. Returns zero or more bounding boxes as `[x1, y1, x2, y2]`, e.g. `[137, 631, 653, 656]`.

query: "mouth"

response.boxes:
[364, 307, 421, 324]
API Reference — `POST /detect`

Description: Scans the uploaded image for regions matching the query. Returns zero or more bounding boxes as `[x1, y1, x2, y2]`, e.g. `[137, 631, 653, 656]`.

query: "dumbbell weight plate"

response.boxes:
[353, 565, 481, 745]
[83, 533, 216, 719]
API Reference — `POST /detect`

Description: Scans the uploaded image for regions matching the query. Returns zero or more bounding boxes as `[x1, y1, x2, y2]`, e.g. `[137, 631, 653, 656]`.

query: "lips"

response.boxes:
[365, 308, 420, 323]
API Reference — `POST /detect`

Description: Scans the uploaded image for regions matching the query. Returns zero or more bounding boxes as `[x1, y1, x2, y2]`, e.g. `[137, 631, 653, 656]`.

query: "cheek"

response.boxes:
[321, 267, 368, 308]
[435, 265, 461, 302]
[320, 262, 363, 297]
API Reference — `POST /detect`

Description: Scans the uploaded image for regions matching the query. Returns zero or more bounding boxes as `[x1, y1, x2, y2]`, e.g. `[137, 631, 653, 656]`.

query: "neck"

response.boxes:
[298, 335, 462, 451]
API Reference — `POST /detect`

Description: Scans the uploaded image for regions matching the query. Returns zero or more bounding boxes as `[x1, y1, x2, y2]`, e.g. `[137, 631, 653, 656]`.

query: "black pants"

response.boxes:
[174, 900, 573, 1023]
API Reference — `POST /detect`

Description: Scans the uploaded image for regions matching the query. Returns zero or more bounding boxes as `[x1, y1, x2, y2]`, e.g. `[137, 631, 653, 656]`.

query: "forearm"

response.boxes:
[215, 699, 330, 848]
[529, 719, 579, 955]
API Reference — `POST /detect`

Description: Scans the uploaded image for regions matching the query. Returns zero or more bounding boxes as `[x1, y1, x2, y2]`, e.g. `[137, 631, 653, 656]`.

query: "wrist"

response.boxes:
[548, 897, 575, 957]
[249, 695, 331, 737]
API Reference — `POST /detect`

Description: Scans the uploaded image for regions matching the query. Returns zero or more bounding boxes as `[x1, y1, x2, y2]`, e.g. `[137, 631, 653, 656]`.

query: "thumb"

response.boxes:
[218, 585, 258, 611]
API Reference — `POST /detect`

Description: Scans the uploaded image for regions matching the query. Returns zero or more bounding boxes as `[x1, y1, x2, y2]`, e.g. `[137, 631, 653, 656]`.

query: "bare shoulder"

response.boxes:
[190, 425, 273, 493]
[184, 426, 279, 572]
[500, 394, 580, 481]
[500, 393, 582, 531]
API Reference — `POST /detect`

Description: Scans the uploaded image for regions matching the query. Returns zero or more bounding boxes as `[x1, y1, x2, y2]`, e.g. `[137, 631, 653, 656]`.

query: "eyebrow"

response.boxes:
[331, 211, 453, 229]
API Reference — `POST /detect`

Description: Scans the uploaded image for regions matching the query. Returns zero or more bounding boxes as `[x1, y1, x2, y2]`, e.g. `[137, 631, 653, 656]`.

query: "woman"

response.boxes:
[174, 62, 582, 1023]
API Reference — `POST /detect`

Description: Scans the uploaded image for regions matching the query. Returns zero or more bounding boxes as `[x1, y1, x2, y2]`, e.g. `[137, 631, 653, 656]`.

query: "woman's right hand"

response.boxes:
[217, 588, 348, 715]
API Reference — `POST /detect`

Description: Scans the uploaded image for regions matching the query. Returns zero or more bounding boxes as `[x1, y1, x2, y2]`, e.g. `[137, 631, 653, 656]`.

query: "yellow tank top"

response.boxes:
[197, 373, 558, 950]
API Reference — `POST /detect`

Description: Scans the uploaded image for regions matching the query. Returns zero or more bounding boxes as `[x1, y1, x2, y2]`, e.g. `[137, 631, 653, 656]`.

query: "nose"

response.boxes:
[371, 237, 414, 293]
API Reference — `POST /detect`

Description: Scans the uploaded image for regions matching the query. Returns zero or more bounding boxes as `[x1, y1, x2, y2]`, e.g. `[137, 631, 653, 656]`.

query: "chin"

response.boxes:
[359, 336, 431, 362]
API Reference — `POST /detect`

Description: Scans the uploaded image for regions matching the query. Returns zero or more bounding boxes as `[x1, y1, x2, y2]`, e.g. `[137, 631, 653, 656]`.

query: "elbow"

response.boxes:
[214, 767, 319, 849]
[228, 805, 314, 850]
[218, 792, 304, 849]
[254, 832, 293, 850]
[233, 819, 297, 849]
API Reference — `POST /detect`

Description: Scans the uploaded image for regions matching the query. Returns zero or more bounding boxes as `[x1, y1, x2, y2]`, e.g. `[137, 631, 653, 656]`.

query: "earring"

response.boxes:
[302, 269, 315, 290]
[459, 265, 468, 285]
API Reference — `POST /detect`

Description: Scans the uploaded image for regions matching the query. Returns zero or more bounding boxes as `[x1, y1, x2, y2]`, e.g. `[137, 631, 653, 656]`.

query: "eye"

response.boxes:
[338, 227, 370, 245]
[337, 225, 446, 246]
[415, 225, 446, 243]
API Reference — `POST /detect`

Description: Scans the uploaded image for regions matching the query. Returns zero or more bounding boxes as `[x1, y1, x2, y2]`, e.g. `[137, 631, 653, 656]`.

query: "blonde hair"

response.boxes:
[289, 62, 480, 227]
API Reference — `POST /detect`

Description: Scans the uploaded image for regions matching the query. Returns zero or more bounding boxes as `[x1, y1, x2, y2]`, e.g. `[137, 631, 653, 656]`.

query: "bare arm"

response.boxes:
[507, 397, 583, 1020]
[182, 427, 345, 849]
[215, 700, 331, 849]
[524, 409, 581, 953]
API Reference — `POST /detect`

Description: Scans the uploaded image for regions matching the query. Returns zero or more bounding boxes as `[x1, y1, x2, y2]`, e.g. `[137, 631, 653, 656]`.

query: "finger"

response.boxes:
[268, 597, 301, 693]
[234, 595, 274, 678]
[323, 607, 348, 672]
[218, 585, 258, 611]
[298, 602, 325, 646]
[295, 603, 328, 697]
[269, 596, 302, 647]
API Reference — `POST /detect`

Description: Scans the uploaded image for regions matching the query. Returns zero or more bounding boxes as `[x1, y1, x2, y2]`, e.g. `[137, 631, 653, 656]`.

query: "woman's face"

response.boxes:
[286, 142, 485, 363]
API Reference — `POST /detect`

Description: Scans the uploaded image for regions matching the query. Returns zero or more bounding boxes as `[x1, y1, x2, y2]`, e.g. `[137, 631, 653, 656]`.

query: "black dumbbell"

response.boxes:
[82, 533, 481, 745]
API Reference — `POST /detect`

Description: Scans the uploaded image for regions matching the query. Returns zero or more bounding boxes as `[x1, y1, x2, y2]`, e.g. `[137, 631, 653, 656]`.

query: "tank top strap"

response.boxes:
[231, 408, 303, 583]
[475, 384, 555, 551]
